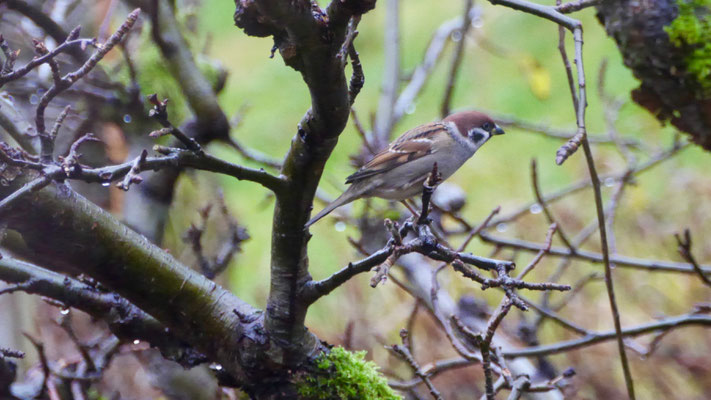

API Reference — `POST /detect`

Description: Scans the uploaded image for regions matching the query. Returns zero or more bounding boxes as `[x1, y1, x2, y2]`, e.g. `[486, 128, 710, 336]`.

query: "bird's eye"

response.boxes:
[482, 122, 493, 131]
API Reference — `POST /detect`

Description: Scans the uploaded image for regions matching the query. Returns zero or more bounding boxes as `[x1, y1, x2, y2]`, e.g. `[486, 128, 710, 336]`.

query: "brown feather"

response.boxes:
[345, 122, 447, 184]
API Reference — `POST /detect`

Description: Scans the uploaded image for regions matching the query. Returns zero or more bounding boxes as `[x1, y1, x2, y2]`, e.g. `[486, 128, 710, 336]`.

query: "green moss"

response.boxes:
[296, 347, 401, 400]
[665, 0, 711, 94]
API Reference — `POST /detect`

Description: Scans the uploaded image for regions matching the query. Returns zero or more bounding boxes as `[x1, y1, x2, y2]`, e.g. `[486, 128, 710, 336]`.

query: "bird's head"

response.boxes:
[444, 110, 505, 148]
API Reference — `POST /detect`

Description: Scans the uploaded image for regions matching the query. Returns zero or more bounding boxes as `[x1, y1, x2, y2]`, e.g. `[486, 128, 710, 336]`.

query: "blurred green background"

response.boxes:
[130, 0, 711, 398]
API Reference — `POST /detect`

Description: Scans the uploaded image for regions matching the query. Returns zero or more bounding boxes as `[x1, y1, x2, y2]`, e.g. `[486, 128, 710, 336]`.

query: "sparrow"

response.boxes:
[306, 110, 505, 227]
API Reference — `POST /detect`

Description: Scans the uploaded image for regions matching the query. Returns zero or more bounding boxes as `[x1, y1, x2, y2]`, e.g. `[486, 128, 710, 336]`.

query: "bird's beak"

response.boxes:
[493, 125, 505, 135]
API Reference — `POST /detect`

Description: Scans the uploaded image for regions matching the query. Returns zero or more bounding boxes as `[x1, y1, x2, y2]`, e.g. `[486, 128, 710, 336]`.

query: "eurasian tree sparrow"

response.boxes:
[306, 111, 505, 227]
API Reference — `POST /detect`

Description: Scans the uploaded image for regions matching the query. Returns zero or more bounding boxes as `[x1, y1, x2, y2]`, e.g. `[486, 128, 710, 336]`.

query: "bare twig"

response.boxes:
[450, 298, 514, 400]
[304, 198, 516, 303]
[350, 108, 377, 155]
[482, 143, 686, 230]
[373, 0, 400, 142]
[388, 329, 443, 400]
[36, 9, 140, 163]
[481, 299, 513, 400]
[531, 159, 574, 251]
[426, 313, 710, 373]
[484, 3, 635, 393]
[580, 69, 636, 400]
[440, 0, 474, 117]
[116, 149, 148, 190]
[347, 42, 365, 107]
[455, 206, 501, 253]
[491, 112, 642, 148]
[0, 347, 24, 359]
[561, 25, 636, 389]
[604, 170, 633, 275]
[405, 300, 421, 357]
[598, 59, 636, 164]
[0, 176, 52, 213]
[0, 35, 19, 74]
[451, 260, 570, 305]
[503, 313, 711, 358]
[393, 14, 466, 124]
[57, 312, 97, 372]
[516, 223, 556, 280]
[147, 94, 203, 154]
[227, 138, 282, 169]
[507, 375, 532, 400]
[0, 37, 96, 86]
[555, 0, 600, 13]
[418, 163, 442, 224]
[23, 333, 50, 397]
[389, 358, 480, 390]
[109, 146, 285, 191]
[550, 272, 602, 312]
[49, 106, 72, 146]
[557, 20, 578, 113]
[519, 295, 589, 335]
[479, 231, 711, 275]
[675, 229, 711, 287]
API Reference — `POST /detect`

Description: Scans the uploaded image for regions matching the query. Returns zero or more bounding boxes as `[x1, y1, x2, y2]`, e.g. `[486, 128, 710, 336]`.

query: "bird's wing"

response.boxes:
[345, 122, 447, 184]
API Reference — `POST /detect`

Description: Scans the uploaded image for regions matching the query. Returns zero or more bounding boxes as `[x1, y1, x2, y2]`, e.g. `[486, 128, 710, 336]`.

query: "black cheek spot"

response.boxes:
[471, 132, 485, 143]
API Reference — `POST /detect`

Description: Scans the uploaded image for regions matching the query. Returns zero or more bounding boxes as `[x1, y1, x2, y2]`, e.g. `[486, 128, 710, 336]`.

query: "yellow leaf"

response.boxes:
[517, 54, 551, 100]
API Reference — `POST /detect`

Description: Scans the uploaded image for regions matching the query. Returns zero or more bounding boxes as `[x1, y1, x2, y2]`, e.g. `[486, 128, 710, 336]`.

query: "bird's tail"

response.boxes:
[305, 192, 355, 228]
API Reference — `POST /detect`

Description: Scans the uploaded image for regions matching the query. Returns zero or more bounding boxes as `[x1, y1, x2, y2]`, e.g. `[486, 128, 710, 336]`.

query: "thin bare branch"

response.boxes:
[0, 175, 51, 213]
[393, 14, 465, 124]
[0, 38, 96, 87]
[373, 0, 400, 143]
[675, 229, 711, 287]
[388, 330, 443, 400]
[503, 313, 711, 358]
[440, 0, 474, 118]
[556, 0, 600, 13]
[516, 223, 556, 280]
[479, 232, 711, 275]
[531, 159, 574, 251]
[36, 9, 140, 163]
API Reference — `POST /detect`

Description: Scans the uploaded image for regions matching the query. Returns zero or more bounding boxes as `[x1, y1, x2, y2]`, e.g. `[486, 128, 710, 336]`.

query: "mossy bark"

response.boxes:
[596, 0, 711, 149]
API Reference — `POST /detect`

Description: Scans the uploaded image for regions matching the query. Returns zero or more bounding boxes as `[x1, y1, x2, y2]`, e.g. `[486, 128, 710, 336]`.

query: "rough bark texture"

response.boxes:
[232, 0, 375, 372]
[0, 0, 376, 396]
[0, 172, 271, 389]
[596, 0, 711, 150]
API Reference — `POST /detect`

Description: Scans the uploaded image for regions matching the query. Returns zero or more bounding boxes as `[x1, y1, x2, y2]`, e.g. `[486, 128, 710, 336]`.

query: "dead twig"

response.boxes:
[675, 229, 711, 287]
[440, 0, 474, 117]
[388, 329, 443, 400]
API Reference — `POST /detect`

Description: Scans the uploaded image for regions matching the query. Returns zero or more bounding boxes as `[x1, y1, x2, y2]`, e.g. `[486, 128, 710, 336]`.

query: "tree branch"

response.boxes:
[0, 255, 204, 366]
[440, 0, 474, 118]
[503, 313, 711, 358]
[479, 232, 711, 275]
[0, 175, 261, 385]
[231, 0, 377, 367]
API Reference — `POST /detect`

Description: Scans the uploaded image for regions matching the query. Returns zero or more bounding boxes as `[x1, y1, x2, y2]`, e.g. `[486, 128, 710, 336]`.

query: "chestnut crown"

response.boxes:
[444, 110, 505, 144]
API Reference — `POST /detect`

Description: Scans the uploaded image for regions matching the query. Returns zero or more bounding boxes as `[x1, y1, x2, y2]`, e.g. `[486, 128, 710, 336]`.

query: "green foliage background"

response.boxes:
[136, 1, 711, 398]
